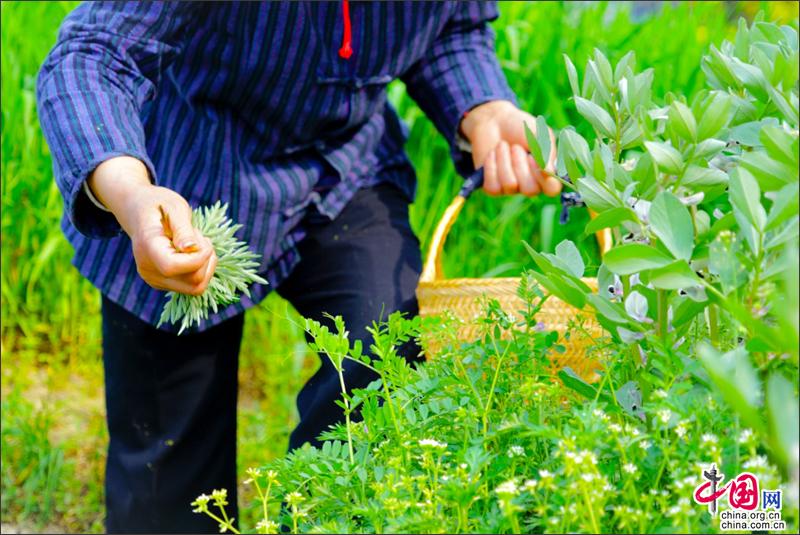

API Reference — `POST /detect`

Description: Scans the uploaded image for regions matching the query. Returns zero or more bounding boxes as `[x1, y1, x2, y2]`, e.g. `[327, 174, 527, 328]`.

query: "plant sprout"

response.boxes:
[157, 202, 267, 334]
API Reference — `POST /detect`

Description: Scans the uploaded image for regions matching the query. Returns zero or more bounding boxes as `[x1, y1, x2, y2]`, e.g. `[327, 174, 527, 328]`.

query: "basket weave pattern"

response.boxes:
[415, 194, 610, 380]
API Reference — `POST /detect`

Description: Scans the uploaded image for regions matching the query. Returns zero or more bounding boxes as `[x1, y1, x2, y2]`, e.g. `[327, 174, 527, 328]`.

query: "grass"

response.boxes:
[1, 1, 796, 532]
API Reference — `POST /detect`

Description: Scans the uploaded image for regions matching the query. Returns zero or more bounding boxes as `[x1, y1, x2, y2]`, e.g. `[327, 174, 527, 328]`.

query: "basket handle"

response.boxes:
[419, 168, 613, 283]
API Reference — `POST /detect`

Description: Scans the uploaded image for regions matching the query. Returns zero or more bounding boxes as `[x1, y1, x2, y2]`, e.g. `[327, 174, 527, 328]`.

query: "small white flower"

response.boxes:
[284, 491, 304, 507]
[630, 427, 641, 437]
[539, 469, 553, 479]
[621, 157, 637, 172]
[419, 438, 447, 450]
[653, 389, 668, 399]
[495, 479, 519, 496]
[623, 463, 638, 474]
[625, 291, 653, 323]
[523, 479, 538, 491]
[507, 445, 525, 458]
[255, 519, 279, 534]
[679, 192, 704, 206]
[657, 408, 672, 424]
[738, 429, 754, 444]
[638, 440, 652, 451]
[701, 433, 716, 445]
[608, 274, 624, 297]
[675, 422, 688, 438]
[459, 463, 468, 470]
[743, 456, 769, 470]
[609, 423, 623, 434]
[582, 472, 595, 482]
[618, 327, 644, 343]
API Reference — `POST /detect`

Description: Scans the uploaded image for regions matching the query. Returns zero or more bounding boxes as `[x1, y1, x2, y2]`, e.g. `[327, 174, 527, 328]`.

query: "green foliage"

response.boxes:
[193, 14, 800, 535]
[157, 202, 267, 334]
[2, 2, 798, 533]
[528, 15, 800, 500]
[199, 304, 796, 533]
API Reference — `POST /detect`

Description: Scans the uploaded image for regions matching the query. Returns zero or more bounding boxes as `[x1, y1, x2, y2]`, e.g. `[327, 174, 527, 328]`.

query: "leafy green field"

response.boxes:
[1, 1, 798, 533]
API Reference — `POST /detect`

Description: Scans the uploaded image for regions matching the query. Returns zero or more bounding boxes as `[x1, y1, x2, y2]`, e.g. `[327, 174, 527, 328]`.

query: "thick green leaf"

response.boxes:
[765, 218, 799, 251]
[709, 238, 748, 293]
[681, 165, 728, 187]
[603, 244, 674, 275]
[557, 367, 610, 402]
[729, 119, 774, 146]
[576, 177, 621, 212]
[668, 100, 697, 141]
[559, 128, 592, 172]
[583, 207, 637, 236]
[646, 260, 701, 290]
[697, 92, 732, 139]
[587, 58, 613, 105]
[760, 125, 799, 167]
[739, 150, 796, 191]
[527, 270, 587, 310]
[766, 83, 798, 125]
[728, 56, 768, 100]
[564, 54, 580, 96]
[729, 167, 767, 232]
[644, 141, 684, 175]
[766, 374, 800, 474]
[697, 344, 764, 434]
[649, 191, 694, 260]
[574, 96, 616, 138]
[614, 51, 636, 85]
[619, 119, 643, 149]
[615, 381, 645, 421]
[555, 240, 584, 278]
[592, 48, 614, 91]
[536, 115, 552, 168]
[693, 138, 727, 159]
[523, 242, 591, 293]
[766, 182, 800, 231]
[672, 298, 707, 329]
[632, 153, 657, 197]
[524, 121, 544, 170]
[586, 294, 629, 324]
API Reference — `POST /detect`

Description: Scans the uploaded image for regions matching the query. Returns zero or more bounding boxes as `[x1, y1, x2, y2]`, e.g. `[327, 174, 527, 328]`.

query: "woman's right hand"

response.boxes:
[88, 156, 217, 295]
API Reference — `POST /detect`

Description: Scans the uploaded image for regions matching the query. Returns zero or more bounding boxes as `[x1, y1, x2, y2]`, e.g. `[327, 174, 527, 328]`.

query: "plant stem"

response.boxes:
[707, 304, 719, 345]
[583, 489, 600, 534]
[483, 337, 511, 437]
[657, 290, 669, 343]
[336, 367, 355, 464]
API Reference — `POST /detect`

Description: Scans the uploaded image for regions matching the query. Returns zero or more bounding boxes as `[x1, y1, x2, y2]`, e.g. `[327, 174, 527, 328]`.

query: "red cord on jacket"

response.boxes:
[339, 0, 353, 59]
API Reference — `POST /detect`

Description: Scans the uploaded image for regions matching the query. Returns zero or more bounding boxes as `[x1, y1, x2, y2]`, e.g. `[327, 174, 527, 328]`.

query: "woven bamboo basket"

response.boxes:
[416, 169, 612, 380]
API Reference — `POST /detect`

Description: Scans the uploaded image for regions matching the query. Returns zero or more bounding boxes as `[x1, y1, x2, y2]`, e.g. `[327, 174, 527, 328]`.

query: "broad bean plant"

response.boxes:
[193, 18, 799, 534]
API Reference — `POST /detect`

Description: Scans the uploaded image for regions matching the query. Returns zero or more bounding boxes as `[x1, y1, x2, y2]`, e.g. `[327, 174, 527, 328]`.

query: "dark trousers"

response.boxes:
[101, 183, 423, 533]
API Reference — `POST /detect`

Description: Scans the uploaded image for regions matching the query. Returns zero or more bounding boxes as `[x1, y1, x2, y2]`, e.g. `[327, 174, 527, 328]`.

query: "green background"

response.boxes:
[1, 1, 797, 532]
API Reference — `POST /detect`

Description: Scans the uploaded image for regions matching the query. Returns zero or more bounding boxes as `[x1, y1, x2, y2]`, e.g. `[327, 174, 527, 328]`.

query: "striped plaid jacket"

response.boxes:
[37, 1, 516, 331]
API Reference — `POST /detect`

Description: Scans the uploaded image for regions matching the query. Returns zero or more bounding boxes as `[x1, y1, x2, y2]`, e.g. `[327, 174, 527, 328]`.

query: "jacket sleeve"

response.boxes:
[36, 1, 198, 238]
[400, 1, 517, 178]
